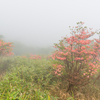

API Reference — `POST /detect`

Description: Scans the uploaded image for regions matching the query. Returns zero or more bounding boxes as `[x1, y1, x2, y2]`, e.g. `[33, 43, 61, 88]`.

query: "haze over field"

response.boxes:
[0, 0, 100, 48]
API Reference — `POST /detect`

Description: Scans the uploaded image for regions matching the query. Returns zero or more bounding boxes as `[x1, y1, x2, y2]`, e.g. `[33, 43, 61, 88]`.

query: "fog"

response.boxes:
[0, 0, 100, 55]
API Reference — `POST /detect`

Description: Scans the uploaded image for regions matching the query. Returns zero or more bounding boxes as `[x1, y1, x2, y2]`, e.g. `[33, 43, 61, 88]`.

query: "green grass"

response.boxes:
[0, 56, 100, 100]
[0, 56, 59, 100]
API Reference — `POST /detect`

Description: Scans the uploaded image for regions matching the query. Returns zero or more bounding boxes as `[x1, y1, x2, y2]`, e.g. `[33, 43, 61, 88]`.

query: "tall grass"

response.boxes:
[0, 56, 58, 100]
[0, 56, 100, 99]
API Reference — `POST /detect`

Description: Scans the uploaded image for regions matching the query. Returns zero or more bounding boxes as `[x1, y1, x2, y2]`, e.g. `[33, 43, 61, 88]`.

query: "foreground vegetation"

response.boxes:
[0, 56, 100, 100]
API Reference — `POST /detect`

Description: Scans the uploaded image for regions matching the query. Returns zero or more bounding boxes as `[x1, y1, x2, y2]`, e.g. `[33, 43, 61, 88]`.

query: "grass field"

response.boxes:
[0, 56, 100, 100]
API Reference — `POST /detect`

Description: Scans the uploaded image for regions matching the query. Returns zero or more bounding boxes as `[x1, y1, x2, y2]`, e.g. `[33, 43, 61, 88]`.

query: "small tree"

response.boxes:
[50, 21, 100, 92]
[0, 39, 14, 56]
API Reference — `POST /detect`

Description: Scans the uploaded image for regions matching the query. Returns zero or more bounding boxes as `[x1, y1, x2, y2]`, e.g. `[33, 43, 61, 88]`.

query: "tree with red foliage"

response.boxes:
[50, 21, 100, 92]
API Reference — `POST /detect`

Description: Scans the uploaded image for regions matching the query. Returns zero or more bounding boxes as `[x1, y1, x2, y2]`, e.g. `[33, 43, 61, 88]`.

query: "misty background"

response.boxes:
[0, 0, 100, 55]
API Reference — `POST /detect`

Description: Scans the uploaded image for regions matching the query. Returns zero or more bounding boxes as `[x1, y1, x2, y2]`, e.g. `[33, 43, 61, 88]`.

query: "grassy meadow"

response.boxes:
[0, 55, 100, 100]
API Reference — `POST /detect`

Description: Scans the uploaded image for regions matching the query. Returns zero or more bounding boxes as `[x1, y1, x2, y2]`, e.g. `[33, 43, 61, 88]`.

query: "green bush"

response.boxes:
[0, 56, 59, 99]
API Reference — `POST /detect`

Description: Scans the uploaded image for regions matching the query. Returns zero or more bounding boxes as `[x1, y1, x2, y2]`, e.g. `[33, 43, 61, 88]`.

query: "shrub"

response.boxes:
[0, 39, 14, 56]
[50, 21, 100, 92]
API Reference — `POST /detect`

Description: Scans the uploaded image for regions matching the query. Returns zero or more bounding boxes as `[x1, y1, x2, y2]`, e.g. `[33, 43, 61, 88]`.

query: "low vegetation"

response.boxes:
[0, 56, 100, 100]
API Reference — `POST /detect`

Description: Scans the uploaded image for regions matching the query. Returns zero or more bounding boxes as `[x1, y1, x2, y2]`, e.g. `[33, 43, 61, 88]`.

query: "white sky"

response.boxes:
[0, 0, 100, 47]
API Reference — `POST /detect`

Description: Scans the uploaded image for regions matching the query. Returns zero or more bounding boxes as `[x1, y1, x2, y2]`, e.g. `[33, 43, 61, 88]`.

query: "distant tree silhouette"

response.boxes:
[0, 35, 4, 39]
